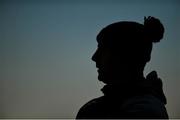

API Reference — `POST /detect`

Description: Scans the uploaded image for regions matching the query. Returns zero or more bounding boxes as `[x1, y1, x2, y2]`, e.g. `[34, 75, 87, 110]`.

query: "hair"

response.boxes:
[96, 16, 164, 63]
[144, 16, 164, 43]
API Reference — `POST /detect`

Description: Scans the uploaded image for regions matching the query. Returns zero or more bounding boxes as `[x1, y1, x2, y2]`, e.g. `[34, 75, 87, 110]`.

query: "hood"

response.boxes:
[101, 71, 167, 104]
[143, 71, 167, 104]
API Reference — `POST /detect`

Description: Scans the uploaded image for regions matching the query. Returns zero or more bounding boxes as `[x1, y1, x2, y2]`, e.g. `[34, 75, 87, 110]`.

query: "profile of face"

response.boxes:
[92, 43, 112, 83]
[91, 41, 132, 84]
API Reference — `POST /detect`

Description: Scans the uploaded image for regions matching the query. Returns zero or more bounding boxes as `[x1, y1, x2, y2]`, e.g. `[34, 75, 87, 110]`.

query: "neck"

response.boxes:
[109, 70, 144, 85]
[129, 70, 144, 81]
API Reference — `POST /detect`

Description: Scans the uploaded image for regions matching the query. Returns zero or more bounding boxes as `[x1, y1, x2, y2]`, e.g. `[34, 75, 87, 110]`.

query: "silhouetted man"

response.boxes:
[76, 16, 169, 119]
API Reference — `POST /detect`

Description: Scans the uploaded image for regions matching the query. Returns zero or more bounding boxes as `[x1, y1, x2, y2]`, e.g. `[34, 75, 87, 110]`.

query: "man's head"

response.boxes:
[92, 17, 164, 84]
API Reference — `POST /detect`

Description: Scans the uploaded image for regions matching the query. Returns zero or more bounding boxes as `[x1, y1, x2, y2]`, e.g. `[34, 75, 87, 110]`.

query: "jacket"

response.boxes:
[76, 71, 169, 119]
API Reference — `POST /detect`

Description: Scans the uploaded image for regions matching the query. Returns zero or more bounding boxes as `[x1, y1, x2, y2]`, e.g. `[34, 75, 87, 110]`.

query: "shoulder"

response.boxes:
[80, 96, 105, 110]
[76, 96, 106, 119]
[121, 94, 168, 118]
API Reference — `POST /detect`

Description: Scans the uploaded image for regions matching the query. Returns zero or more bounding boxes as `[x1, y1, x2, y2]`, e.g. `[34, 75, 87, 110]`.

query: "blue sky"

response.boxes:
[0, 0, 180, 118]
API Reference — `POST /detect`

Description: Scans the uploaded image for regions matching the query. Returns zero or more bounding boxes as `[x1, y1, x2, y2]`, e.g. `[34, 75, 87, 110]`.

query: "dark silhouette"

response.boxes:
[76, 16, 169, 119]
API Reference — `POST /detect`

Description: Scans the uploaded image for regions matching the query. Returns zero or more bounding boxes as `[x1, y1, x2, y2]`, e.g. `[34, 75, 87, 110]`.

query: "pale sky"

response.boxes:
[0, 0, 180, 118]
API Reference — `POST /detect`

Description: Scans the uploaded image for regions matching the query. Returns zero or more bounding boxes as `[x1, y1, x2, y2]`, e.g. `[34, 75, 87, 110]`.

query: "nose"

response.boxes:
[91, 50, 98, 62]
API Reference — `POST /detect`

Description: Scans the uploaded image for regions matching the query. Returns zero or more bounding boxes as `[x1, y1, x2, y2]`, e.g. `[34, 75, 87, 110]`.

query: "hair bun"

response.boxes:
[144, 16, 164, 43]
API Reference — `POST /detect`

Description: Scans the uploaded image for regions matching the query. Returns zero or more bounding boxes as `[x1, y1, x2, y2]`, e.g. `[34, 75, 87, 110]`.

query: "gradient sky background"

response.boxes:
[0, 0, 180, 118]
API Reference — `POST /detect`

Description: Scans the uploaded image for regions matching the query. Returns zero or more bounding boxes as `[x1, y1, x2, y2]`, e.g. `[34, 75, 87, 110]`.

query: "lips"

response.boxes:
[96, 64, 104, 73]
[96, 65, 100, 69]
[97, 68, 105, 74]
